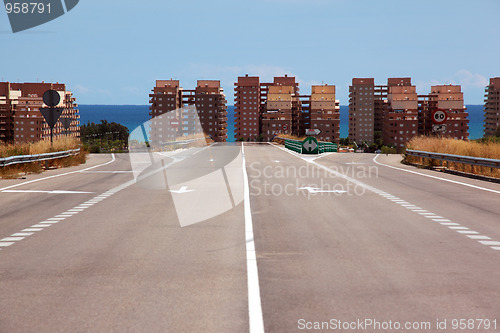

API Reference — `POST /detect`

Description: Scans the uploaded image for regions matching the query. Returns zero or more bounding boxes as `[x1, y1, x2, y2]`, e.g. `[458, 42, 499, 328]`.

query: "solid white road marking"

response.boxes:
[169, 186, 195, 194]
[1, 190, 94, 194]
[373, 154, 500, 195]
[298, 187, 347, 194]
[80, 171, 133, 174]
[242, 143, 265, 333]
[0, 176, 137, 252]
[0, 154, 117, 192]
[12, 233, 33, 237]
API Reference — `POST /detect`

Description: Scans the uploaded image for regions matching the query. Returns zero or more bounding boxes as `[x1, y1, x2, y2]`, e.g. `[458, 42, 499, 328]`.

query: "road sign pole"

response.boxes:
[50, 106, 54, 145]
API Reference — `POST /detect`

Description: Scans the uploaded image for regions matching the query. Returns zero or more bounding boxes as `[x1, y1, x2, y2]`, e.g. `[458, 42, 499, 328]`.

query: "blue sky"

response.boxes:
[1, 0, 499, 105]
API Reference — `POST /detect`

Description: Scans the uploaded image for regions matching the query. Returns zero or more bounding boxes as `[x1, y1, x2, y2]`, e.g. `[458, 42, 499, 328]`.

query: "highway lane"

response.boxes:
[0, 144, 499, 332]
[0, 148, 249, 332]
[321, 152, 500, 247]
[246, 144, 500, 332]
[0, 154, 133, 241]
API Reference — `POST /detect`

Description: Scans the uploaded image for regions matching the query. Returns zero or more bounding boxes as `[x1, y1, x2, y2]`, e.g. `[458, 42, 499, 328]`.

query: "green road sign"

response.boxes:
[302, 137, 319, 154]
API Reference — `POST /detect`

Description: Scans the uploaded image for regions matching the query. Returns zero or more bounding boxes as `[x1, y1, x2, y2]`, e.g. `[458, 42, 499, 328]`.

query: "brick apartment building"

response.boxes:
[234, 75, 261, 140]
[148, 80, 183, 145]
[383, 84, 419, 148]
[149, 79, 228, 144]
[0, 82, 80, 143]
[484, 77, 500, 137]
[418, 85, 468, 140]
[308, 85, 340, 142]
[348, 78, 376, 143]
[234, 75, 340, 142]
[261, 75, 301, 141]
[194, 80, 228, 142]
[349, 78, 469, 147]
[261, 84, 300, 141]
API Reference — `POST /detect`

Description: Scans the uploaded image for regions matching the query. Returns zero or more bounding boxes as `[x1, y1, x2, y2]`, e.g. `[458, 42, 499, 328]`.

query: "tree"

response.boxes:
[81, 120, 129, 152]
[374, 131, 383, 149]
[339, 137, 350, 146]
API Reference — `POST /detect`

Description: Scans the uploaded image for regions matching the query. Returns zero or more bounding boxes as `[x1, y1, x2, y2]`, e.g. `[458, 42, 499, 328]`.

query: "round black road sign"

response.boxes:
[43, 90, 61, 107]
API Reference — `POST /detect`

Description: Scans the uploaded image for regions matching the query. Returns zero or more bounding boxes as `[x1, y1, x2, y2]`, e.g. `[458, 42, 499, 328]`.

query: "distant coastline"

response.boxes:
[78, 104, 485, 142]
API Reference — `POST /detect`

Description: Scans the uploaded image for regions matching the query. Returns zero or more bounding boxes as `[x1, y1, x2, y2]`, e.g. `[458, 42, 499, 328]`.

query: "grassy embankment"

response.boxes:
[0, 137, 88, 179]
[405, 136, 500, 178]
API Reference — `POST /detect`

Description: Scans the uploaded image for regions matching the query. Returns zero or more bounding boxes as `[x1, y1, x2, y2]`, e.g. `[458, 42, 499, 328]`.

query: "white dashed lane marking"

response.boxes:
[273, 144, 500, 253]
[369, 156, 500, 252]
[0, 178, 135, 251]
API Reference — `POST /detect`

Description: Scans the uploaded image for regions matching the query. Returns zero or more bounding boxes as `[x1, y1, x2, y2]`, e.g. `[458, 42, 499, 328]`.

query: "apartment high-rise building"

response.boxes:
[349, 77, 429, 147]
[234, 75, 261, 140]
[349, 78, 376, 143]
[149, 80, 182, 144]
[383, 84, 419, 147]
[234, 75, 307, 141]
[484, 77, 500, 137]
[418, 85, 468, 140]
[0, 82, 80, 143]
[234, 75, 340, 142]
[309, 85, 340, 142]
[149, 79, 228, 144]
[260, 76, 302, 141]
[261, 85, 296, 141]
[194, 80, 228, 142]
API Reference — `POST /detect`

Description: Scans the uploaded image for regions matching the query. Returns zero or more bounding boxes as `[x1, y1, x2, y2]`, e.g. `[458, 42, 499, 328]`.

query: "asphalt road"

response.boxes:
[0, 143, 499, 332]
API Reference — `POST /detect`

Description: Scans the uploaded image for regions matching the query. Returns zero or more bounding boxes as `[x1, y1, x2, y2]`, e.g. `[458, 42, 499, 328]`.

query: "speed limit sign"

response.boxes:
[432, 109, 448, 124]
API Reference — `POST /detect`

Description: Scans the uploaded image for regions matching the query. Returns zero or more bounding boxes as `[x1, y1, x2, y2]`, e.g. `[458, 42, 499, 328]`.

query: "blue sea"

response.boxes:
[79, 105, 485, 142]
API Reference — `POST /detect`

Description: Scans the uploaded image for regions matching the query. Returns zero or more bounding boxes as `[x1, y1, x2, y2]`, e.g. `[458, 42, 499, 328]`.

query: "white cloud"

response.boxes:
[451, 70, 488, 88]
[72, 84, 113, 100]
[74, 84, 90, 95]
[416, 70, 488, 94]
[122, 86, 144, 96]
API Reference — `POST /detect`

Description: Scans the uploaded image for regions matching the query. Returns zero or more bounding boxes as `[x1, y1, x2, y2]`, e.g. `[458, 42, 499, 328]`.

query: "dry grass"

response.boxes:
[405, 136, 500, 178]
[0, 138, 87, 179]
[0, 137, 81, 158]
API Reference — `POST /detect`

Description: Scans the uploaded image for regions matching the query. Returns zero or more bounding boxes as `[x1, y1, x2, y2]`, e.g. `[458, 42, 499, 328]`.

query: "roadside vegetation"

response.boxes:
[340, 132, 398, 153]
[0, 137, 87, 179]
[81, 120, 129, 153]
[404, 136, 500, 178]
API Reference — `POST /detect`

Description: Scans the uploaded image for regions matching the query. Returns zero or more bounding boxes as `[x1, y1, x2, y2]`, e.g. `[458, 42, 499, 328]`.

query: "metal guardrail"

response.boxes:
[406, 150, 500, 169]
[0, 148, 81, 167]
